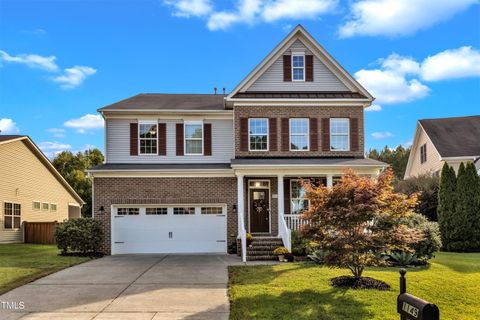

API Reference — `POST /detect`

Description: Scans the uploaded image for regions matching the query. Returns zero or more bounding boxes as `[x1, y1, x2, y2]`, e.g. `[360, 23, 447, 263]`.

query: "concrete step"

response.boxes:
[247, 255, 279, 261]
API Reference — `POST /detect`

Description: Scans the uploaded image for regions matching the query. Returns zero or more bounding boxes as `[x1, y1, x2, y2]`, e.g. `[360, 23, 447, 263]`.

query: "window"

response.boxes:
[184, 122, 203, 155]
[290, 118, 309, 151]
[139, 122, 158, 155]
[146, 207, 167, 215]
[420, 143, 427, 164]
[32, 201, 41, 210]
[51, 204, 57, 212]
[249, 118, 268, 151]
[333, 176, 342, 186]
[249, 180, 269, 188]
[330, 118, 350, 151]
[174, 207, 195, 215]
[201, 207, 223, 215]
[290, 180, 309, 215]
[117, 208, 139, 215]
[292, 55, 305, 81]
[4, 202, 21, 229]
[42, 202, 49, 211]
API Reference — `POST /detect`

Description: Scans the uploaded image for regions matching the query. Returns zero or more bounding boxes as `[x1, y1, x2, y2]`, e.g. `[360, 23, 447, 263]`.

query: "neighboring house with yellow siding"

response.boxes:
[404, 116, 480, 179]
[0, 135, 84, 243]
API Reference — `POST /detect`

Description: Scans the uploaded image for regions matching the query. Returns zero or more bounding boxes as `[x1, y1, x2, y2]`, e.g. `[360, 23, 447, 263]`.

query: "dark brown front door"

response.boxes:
[250, 189, 269, 233]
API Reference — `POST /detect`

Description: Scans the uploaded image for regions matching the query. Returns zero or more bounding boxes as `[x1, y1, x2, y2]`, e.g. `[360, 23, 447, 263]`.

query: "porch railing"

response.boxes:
[284, 214, 308, 231]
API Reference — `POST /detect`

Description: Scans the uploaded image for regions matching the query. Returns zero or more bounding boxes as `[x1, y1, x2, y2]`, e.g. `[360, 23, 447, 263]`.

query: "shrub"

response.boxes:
[388, 251, 418, 267]
[308, 249, 328, 265]
[396, 174, 439, 221]
[399, 213, 442, 260]
[291, 230, 309, 256]
[273, 246, 289, 255]
[438, 163, 457, 248]
[246, 233, 253, 246]
[55, 218, 103, 255]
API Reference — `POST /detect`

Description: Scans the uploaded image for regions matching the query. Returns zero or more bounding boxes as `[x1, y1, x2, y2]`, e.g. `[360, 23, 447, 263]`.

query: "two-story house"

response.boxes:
[89, 25, 386, 261]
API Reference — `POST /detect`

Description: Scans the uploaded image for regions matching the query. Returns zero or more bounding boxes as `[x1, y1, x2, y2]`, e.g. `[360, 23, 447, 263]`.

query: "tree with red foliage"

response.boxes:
[302, 168, 421, 283]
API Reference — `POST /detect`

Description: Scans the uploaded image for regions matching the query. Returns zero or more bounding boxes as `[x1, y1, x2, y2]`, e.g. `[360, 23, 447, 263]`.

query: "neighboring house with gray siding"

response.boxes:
[0, 135, 84, 243]
[404, 116, 480, 179]
[89, 25, 386, 261]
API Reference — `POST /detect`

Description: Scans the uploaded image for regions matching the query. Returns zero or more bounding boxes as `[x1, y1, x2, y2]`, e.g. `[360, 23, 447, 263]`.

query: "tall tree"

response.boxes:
[437, 163, 457, 249]
[52, 149, 104, 217]
[367, 145, 410, 181]
[449, 162, 480, 251]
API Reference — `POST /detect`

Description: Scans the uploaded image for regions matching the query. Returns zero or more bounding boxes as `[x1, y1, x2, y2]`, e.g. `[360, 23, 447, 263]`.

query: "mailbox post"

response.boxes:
[397, 269, 440, 320]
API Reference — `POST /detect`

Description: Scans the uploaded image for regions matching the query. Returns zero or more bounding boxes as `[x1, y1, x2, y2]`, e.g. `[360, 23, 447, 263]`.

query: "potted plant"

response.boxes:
[246, 233, 253, 247]
[273, 246, 289, 262]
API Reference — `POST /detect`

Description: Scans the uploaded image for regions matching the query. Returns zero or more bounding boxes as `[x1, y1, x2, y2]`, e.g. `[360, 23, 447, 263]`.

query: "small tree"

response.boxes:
[302, 168, 421, 282]
[437, 163, 457, 248]
[449, 162, 480, 251]
[395, 174, 439, 221]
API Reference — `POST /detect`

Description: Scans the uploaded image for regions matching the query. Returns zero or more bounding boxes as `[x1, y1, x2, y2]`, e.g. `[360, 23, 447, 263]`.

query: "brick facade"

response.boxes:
[93, 176, 238, 254]
[234, 105, 364, 158]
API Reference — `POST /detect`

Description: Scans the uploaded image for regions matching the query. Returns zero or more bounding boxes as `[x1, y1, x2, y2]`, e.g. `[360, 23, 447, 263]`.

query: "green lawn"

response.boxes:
[0, 244, 91, 295]
[229, 252, 480, 320]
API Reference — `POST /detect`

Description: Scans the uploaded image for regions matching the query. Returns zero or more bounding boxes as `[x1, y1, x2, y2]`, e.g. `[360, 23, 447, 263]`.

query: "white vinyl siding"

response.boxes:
[106, 119, 234, 163]
[247, 40, 349, 92]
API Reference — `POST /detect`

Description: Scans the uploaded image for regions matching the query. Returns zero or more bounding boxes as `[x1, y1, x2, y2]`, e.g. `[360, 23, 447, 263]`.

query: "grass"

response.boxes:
[0, 244, 91, 294]
[229, 252, 480, 320]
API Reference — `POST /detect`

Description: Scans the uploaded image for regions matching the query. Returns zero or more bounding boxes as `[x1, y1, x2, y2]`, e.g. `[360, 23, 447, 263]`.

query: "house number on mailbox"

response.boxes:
[402, 302, 419, 318]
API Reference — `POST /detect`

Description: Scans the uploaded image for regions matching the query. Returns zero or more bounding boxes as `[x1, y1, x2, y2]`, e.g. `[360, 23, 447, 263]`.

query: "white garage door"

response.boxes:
[112, 204, 227, 254]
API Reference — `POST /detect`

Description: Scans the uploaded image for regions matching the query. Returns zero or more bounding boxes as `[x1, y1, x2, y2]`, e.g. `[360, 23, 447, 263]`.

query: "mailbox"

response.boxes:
[397, 269, 439, 320]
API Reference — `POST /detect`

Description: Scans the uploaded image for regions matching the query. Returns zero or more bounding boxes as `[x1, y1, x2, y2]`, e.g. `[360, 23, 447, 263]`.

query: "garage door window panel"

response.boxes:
[174, 207, 195, 215]
[201, 207, 223, 215]
[146, 207, 168, 215]
[117, 208, 140, 215]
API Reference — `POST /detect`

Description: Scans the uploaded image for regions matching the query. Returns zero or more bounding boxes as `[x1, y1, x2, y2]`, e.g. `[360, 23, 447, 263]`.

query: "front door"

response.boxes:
[250, 189, 269, 233]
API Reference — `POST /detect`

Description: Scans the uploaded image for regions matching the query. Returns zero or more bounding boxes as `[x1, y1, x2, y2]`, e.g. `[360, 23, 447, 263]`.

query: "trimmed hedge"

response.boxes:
[55, 218, 103, 255]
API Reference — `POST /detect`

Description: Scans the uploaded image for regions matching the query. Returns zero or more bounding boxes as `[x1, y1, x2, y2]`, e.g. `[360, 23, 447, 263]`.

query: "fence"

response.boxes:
[24, 221, 59, 244]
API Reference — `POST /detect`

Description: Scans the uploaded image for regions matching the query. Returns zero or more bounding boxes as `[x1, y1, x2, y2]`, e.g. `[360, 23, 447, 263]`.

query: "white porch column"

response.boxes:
[236, 174, 245, 232]
[327, 174, 333, 188]
[277, 174, 284, 236]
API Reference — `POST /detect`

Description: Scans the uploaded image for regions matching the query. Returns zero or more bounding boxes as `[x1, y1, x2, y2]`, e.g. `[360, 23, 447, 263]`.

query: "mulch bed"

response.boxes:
[331, 276, 391, 290]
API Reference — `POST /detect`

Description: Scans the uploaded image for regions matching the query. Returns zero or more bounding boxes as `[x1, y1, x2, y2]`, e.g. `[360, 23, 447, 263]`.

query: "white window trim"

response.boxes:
[184, 121, 204, 156]
[289, 179, 310, 215]
[138, 121, 159, 156]
[330, 118, 350, 152]
[50, 203, 57, 212]
[41, 202, 49, 211]
[292, 54, 305, 82]
[248, 118, 269, 152]
[4, 201, 21, 230]
[289, 118, 309, 151]
[420, 143, 427, 164]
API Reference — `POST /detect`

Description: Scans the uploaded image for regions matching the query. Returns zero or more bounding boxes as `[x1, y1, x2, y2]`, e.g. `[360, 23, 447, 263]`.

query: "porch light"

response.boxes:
[99, 206, 104, 214]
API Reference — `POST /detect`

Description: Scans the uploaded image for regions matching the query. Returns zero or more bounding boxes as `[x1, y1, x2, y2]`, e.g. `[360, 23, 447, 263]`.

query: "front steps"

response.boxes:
[246, 237, 284, 261]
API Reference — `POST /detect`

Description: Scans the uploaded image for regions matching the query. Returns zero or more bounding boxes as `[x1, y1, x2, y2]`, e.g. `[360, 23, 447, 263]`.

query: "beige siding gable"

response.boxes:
[247, 39, 350, 92]
[405, 125, 443, 178]
[0, 140, 80, 243]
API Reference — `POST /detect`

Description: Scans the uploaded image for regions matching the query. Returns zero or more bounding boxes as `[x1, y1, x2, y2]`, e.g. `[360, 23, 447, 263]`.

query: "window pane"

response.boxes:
[33, 201, 41, 210]
[14, 204, 21, 215]
[5, 202, 12, 215]
[330, 119, 349, 134]
[139, 124, 157, 139]
[249, 119, 268, 135]
[201, 207, 223, 215]
[292, 55, 304, 67]
[117, 208, 139, 215]
[331, 135, 349, 151]
[42, 203, 49, 210]
[291, 181, 306, 199]
[51, 204, 57, 212]
[185, 124, 202, 139]
[291, 200, 309, 214]
[14, 217, 21, 228]
[291, 136, 308, 150]
[290, 119, 308, 134]
[186, 140, 202, 154]
[4, 217, 12, 229]
[174, 207, 195, 215]
[293, 68, 304, 80]
[146, 208, 167, 215]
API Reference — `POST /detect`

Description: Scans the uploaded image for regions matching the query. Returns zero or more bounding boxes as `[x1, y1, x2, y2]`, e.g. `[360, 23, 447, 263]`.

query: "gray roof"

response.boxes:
[89, 163, 232, 171]
[99, 94, 227, 112]
[0, 135, 25, 142]
[231, 157, 387, 166]
[419, 116, 480, 157]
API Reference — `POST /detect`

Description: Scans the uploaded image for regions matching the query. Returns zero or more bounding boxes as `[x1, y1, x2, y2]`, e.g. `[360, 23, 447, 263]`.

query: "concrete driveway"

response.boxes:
[1, 254, 242, 320]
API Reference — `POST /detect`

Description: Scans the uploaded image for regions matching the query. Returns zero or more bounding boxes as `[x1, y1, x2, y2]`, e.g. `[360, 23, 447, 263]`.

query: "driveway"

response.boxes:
[1, 254, 242, 320]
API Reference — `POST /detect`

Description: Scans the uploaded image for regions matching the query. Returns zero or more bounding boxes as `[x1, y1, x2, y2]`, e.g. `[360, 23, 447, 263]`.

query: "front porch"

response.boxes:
[232, 158, 386, 262]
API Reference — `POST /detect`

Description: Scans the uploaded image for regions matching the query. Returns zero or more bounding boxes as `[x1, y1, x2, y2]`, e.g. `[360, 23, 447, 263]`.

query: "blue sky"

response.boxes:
[1, 0, 479, 157]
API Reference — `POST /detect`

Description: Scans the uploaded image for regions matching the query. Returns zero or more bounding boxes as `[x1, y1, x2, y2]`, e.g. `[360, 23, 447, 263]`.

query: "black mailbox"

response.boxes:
[397, 269, 439, 320]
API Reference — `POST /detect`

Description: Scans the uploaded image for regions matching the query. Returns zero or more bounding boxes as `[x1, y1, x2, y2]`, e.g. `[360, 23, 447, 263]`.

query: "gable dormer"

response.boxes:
[227, 25, 373, 104]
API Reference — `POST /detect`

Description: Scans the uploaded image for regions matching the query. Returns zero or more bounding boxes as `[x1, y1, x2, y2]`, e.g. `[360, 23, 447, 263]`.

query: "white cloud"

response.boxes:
[365, 104, 382, 112]
[39, 141, 72, 158]
[164, 0, 213, 17]
[52, 66, 97, 89]
[47, 128, 66, 138]
[355, 69, 430, 104]
[167, 0, 337, 31]
[380, 53, 420, 75]
[0, 118, 20, 134]
[339, 0, 477, 38]
[64, 114, 104, 134]
[421, 46, 480, 81]
[371, 131, 393, 139]
[0, 50, 58, 71]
